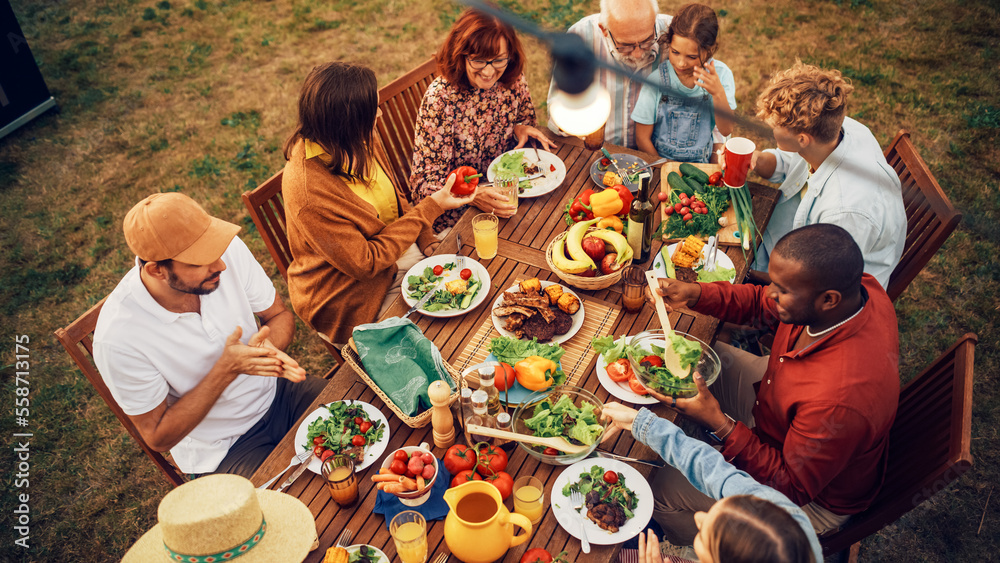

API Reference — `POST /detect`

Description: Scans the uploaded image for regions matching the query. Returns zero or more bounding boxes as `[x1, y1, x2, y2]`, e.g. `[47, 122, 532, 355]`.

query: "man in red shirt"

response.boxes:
[649, 223, 899, 545]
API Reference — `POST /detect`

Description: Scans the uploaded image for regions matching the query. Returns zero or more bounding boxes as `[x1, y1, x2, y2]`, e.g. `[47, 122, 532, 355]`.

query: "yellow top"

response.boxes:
[305, 139, 398, 225]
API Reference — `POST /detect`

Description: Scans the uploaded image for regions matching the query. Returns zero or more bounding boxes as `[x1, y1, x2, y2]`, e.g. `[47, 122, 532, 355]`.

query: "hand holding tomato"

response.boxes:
[429, 173, 477, 210]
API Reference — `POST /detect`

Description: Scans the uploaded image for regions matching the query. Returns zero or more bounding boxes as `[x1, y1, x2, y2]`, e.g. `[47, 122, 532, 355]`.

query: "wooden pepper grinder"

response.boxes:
[428, 380, 455, 449]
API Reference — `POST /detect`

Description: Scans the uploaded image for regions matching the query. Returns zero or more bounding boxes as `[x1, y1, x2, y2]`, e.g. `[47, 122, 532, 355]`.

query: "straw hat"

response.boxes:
[124, 474, 317, 563]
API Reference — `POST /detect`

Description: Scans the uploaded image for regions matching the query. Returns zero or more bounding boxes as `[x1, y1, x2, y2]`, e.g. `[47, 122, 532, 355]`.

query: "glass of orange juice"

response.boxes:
[512, 476, 544, 525]
[390, 510, 427, 563]
[472, 213, 499, 260]
[321, 455, 358, 507]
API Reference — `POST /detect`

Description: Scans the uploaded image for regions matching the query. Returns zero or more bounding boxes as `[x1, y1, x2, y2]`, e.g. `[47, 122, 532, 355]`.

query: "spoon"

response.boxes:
[644, 270, 688, 376]
[464, 424, 590, 454]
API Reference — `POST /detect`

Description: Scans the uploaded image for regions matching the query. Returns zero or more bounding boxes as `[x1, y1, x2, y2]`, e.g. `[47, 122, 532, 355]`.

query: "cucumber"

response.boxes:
[666, 171, 689, 193]
[460, 280, 479, 308]
[683, 176, 704, 193]
[679, 163, 710, 184]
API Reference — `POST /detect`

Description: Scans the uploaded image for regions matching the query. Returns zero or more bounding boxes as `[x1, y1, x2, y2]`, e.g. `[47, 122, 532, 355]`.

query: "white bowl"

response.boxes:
[379, 442, 438, 507]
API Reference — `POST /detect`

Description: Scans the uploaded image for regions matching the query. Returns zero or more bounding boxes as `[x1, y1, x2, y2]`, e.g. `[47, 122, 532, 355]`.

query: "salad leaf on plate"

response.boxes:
[562, 466, 638, 519]
[524, 394, 603, 446]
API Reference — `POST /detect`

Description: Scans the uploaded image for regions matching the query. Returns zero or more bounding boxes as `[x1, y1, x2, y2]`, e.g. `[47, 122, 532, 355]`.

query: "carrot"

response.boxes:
[376, 482, 385, 491]
[416, 476, 425, 490]
[372, 474, 402, 483]
[378, 468, 392, 475]
[382, 483, 406, 494]
[400, 476, 418, 491]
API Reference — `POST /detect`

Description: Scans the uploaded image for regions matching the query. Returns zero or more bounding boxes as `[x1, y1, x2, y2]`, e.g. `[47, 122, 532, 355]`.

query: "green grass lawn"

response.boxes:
[1, 0, 997, 561]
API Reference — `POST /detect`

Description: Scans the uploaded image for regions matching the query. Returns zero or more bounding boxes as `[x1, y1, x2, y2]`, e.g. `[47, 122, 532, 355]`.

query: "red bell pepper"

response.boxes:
[449, 165, 482, 196]
[609, 184, 633, 214]
[565, 188, 596, 222]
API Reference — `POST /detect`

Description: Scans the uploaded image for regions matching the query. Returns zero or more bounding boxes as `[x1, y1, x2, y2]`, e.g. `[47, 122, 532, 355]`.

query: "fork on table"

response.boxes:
[431, 554, 448, 563]
[334, 528, 353, 548]
[456, 232, 465, 270]
[257, 449, 312, 490]
[569, 490, 592, 553]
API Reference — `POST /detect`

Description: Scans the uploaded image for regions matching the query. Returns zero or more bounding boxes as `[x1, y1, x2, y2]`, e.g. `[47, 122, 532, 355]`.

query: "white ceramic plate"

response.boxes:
[345, 544, 390, 563]
[294, 400, 390, 475]
[651, 243, 736, 283]
[491, 280, 584, 345]
[551, 458, 654, 544]
[589, 153, 647, 192]
[401, 254, 492, 318]
[487, 149, 566, 198]
[595, 340, 658, 405]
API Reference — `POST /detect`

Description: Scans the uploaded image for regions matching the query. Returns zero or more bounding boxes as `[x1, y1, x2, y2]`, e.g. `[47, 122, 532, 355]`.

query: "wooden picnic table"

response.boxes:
[250, 137, 779, 563]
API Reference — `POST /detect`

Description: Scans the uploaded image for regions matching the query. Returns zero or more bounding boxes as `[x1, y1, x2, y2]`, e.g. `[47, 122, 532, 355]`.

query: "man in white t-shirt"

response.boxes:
[94, 192, 325, 477]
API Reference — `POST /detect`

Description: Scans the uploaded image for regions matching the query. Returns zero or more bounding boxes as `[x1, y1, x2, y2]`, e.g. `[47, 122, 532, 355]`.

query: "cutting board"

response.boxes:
[659, 162, 740, 246]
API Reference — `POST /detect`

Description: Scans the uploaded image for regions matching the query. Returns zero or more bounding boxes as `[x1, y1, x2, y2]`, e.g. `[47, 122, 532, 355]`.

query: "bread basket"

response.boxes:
[545, 229, 633, 290]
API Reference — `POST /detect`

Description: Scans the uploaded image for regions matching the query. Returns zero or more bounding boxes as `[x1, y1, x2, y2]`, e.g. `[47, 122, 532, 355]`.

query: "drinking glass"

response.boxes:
[583, 123, 606, 151]
[621, 265, 647, 313]
[321, 455, 358, 507]
[512, 476, 544, 525]
[722, 137, 756, 188]
[495, 172, 519, 215]
[472, 213, 499, 260]
[390, 510, 428, 563]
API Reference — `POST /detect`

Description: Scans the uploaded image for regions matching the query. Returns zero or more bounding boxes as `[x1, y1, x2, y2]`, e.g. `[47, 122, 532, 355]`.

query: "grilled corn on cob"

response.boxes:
[671, 236, 706, 269]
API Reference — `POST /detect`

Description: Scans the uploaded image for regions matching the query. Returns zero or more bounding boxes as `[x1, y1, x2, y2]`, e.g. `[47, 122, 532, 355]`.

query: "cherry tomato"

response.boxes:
[605, 358, 633, 382]
[354, 416, 364, 425]
[683, 213, 694, 222]
[433, 265, 444, 276]
[313, 445, 327, 457]
[550, 164, 557, 172]
[312, 436, 326, 446]
[390, 459, 407, 475]
[393, 450, 410, 462]
[680, 207, 690, 215]
[657, 192, 668, 202]
[640, 355, 664, 368]
[628, 376, 649, 395]
[674, 203, 684, 212]
[680, 198, 690, 207]
[697, 208, 707, 214]
[460, 268, 472, 280]
[603, 470, 619, 484]
[352, 435, 366, 446]
[359, 420, 373, 433]
[321, 449, 336, 462]
[543, 447, 560, 456]
[664, 206, 674, 216]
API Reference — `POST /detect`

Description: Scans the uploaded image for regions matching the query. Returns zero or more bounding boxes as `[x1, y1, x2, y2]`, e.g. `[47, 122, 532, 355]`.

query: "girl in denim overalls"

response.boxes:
[632, 4, 736, 163]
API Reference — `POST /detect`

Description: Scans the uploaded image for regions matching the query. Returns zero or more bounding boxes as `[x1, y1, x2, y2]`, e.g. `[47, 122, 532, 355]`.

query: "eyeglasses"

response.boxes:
[467, 56, 510, 70]
[607, 30, 657, 54]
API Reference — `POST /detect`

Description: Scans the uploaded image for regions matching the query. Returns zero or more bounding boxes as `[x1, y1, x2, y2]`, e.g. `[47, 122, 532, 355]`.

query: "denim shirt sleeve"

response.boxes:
[631, 408, 823, 562]
[762, 147, 800, 184]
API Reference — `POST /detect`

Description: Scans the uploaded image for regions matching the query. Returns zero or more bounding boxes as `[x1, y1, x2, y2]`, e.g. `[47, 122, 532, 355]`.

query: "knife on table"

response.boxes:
[277, 455, 313, 492]
[403, 279, 443, 319]
[479, 172, 543, 188]
[591, 449, 666, 468]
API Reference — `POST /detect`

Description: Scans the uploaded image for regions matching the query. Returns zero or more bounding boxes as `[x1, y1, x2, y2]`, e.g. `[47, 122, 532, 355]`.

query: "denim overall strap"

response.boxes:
[652, 63, 715, 163]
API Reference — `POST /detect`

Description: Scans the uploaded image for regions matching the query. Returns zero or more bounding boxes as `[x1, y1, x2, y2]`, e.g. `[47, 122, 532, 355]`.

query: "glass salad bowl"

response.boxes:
[510, 385, 607, 466]
[625, 330, 721, 399]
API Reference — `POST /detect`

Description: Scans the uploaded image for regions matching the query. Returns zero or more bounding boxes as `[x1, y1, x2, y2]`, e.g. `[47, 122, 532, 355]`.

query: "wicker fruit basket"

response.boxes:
[546, 229, 633, 290]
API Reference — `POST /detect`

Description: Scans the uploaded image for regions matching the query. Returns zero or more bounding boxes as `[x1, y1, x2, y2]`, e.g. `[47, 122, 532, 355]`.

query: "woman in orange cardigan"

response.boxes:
[282, 62, 474, 344]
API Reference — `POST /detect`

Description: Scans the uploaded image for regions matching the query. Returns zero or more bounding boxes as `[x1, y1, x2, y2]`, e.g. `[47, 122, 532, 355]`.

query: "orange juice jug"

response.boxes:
[443, 480, 532, 563]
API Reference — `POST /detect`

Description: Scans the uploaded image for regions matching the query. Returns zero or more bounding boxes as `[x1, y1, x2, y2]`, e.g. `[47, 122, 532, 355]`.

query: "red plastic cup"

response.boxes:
[723, 137, 756, 188]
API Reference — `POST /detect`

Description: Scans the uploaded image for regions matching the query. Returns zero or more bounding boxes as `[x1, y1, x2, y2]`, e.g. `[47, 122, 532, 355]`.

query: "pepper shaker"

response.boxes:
[428, 380, 455, 449]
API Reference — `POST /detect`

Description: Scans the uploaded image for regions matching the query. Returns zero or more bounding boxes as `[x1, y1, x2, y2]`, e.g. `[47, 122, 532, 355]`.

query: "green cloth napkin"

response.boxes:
[352, 318, 450, 416]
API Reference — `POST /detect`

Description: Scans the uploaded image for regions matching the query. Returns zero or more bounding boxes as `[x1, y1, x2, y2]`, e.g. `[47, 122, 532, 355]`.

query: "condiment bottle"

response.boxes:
[495, 412, 517, 454]
[627, 171, 654, 263]
[465, 389, 494, 446]
[477, 365, 502, 417]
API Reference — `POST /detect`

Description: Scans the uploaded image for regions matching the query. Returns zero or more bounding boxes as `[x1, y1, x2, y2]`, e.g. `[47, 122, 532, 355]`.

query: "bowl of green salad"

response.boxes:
[511, 385, 607, 465]
[626, 330, 721, 399]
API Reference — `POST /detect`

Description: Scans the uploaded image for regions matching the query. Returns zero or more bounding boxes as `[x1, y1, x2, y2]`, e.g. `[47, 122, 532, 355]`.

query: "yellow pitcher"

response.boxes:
[443, 480, 532, 563]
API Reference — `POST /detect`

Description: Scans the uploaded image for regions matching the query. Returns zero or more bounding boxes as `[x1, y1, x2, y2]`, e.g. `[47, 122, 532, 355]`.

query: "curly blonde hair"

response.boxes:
[755, 63, 854, 143]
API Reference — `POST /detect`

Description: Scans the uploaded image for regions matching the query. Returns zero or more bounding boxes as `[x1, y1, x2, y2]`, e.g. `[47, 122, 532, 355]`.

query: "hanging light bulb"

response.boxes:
[549, 81, 611, 137]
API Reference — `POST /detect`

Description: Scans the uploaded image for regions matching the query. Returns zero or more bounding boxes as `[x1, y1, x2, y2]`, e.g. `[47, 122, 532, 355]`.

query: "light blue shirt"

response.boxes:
[632, 408, 824, 563]
[630, 59, 738, 125]
[757, 117, 906, 288]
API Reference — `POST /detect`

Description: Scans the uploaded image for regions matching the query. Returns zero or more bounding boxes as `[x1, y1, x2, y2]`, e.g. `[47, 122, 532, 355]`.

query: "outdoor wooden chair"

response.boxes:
[375, 56, 438, 201]
[884, 129, 962, 302]
[241, 170, 345, 368]
[55, 298, 188, 487]
[821, 333, 977, 561]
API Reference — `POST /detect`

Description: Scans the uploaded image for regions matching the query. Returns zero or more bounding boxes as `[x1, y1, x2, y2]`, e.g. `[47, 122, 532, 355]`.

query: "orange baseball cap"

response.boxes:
[124, 193, 241, 264]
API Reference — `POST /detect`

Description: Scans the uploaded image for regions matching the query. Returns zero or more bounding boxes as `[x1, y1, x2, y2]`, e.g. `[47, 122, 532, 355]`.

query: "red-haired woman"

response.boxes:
[409, 8, 554, 233]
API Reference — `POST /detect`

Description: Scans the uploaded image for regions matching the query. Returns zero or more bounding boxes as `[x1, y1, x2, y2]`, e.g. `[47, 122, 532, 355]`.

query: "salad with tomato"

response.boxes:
[406, 262, 481, 312]
[562, 465, 638, 532]
[303, 402, 385, 464]
[591, 335, 663, 396]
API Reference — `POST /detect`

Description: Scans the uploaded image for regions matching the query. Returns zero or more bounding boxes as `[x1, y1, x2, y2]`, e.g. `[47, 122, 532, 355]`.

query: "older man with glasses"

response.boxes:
[546, 0, 670, 149]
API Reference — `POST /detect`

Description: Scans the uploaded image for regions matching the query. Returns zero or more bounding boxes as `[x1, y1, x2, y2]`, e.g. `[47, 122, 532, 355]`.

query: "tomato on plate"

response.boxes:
[460, 268, 472, 280]
[312, 436, 325, 446]
[603, 470, 619, 484]
[606, 358, 633, 383]
[640, 355, 664, 368]
[494, 362, 516, 391]
[475, 444, 508, 476]
[313, 445, 327, 457]
[321, 449, 336, 462]
[484, 471, 514, 500]
[628, 376, 649, 395]
[443, 444, 477, 475]
[351, 435, 366, 446]
[359, 420, 373, 433]
[433, 265, 444, 276]
[450, 469, 482, 488]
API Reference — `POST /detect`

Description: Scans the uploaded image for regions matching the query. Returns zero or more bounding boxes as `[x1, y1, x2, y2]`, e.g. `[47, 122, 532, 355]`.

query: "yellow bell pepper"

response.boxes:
[589, 189, 623, 217]
[597, 215, 624, 233]
[514, 356, 558, 391]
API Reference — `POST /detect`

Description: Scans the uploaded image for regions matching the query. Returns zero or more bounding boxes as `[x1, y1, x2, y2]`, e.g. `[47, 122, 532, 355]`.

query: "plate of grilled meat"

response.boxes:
[490, 278, 584, 345]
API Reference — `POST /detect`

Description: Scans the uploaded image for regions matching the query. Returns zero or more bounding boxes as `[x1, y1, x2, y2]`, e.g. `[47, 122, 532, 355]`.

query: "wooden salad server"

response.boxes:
[464, 424, 590, 454]
[644, 269, 688, 376]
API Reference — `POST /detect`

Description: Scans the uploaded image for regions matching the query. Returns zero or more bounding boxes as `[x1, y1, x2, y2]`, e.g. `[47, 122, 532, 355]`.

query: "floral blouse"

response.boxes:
[409, 74, 538, 231]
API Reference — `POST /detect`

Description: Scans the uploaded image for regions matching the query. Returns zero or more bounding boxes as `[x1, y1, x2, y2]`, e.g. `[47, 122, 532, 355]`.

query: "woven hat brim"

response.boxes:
[123, 489, 316, 563]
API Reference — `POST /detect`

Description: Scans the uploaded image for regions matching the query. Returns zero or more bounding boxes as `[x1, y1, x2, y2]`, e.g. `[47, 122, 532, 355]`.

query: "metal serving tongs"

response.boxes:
[644, 270, 687, 376]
